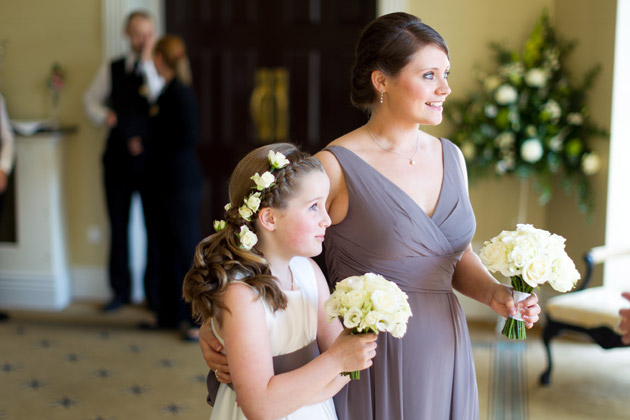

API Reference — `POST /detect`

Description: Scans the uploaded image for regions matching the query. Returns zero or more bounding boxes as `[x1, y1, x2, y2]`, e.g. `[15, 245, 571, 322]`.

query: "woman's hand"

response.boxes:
[199, 320, 231, 383]
[328, 329, 378, 373]
[487, 283, 541, 329]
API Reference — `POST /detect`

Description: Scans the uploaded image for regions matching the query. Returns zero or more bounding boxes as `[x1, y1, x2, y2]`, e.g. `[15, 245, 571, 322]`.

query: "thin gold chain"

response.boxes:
[366, 125, 419, 165]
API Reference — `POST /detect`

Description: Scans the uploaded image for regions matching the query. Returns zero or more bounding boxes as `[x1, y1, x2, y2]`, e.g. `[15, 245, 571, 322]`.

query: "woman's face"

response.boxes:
[385, 44, 451, 126]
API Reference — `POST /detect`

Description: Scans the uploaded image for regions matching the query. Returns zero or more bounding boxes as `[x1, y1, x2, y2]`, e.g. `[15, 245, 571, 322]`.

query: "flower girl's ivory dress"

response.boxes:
[208, 256, 337, 420]
[324, 140, 479, 420]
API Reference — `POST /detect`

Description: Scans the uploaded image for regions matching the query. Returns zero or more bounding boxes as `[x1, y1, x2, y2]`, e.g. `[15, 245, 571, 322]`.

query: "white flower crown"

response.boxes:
[213, 150, 290, 250]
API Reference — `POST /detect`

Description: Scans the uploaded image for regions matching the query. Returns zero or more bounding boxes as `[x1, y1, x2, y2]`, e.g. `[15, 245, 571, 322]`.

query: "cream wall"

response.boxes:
[0, 0, 108, 271]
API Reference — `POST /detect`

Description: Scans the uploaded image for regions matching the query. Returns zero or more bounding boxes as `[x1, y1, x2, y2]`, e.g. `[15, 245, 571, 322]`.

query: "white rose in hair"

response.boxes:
[251, 171, 275, 190]
[244, 192, 261, 212]
[238, 225, 258, 250]
[238, 205, 254, 221]
[268, 150, 290, 169]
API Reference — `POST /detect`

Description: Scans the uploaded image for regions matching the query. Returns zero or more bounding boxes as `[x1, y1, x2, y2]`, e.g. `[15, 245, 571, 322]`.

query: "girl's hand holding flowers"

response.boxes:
[328, 329, 378, 376]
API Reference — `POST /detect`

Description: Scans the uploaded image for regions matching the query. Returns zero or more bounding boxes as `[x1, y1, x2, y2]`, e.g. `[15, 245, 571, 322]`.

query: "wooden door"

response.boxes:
[166, 0, 375, 233]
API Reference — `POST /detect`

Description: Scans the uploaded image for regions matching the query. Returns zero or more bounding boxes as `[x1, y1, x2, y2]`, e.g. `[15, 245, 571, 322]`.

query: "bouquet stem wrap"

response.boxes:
[502, 276, 533, 340]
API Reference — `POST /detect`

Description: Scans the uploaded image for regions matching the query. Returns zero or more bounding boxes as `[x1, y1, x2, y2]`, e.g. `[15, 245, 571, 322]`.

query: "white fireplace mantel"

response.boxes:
[0, 132, 70, 310]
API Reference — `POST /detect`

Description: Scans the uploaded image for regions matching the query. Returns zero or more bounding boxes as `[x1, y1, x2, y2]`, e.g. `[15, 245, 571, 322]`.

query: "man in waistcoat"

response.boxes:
[83, 10, 163, 312]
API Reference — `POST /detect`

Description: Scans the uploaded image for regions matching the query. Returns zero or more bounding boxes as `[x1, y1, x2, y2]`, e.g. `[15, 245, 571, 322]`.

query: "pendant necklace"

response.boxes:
[366, 125, 419, 165]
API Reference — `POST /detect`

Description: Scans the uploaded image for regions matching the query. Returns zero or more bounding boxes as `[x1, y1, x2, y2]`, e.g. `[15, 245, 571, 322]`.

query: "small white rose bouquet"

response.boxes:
[479, 223, 580, 340]
[324, 273, 412, 379]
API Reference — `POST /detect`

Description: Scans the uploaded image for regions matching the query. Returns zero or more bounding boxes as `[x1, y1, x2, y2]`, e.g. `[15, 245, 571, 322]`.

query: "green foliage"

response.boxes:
[446, 10, 607, 215]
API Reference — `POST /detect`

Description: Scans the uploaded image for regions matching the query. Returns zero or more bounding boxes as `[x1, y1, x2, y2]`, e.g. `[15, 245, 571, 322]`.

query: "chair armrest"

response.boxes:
[579, 245, 630, 291]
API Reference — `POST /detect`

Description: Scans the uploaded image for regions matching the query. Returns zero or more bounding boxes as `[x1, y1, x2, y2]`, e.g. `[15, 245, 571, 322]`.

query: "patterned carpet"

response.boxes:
[0, 303, 628, 420]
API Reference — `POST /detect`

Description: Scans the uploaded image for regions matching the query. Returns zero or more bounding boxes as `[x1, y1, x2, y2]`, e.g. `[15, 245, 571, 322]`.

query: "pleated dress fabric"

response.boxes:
[323, 139, 479, 420]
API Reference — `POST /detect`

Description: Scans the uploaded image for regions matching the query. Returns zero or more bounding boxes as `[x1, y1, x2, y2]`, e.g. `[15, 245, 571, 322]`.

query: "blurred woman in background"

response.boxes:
[144, 35, 202, 341]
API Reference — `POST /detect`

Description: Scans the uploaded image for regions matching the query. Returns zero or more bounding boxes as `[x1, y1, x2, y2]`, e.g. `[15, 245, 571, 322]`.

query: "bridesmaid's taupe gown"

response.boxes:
[324, 139, 479, 420]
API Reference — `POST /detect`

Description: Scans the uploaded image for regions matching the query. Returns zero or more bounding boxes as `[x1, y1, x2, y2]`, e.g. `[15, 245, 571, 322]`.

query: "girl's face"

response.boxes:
[272, 171, 331, 258]
[385, 44, 451, 126]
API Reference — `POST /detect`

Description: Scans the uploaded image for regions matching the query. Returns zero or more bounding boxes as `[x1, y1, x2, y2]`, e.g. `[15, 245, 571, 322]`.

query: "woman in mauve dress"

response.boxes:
[201, 12, 542, 420]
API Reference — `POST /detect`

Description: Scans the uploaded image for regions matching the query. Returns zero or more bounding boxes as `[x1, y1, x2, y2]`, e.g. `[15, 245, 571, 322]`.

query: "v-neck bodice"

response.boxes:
[323, 138, 476, 294]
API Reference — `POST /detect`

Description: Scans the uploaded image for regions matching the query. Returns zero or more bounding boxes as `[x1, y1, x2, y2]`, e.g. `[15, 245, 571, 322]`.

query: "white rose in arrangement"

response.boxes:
[520, 138, 544, 163]
[341, 288, 367, 309]
[237, 225, 258, 250]
[479, 240, 508, 274]
[495, 84, 518, 105]
[524, 68, 548, 88]
[390, 323, 407, 339]
[550, 254, 580, 292]
[566, 112, 584, 125]
[549, 135, 563, 152]
[581, 152, 601, 176]
[362, 311, 381, 329]
[343, 307, 363, 329]
[521, 255, 552, 288]
[251, 171, 275, 190]
[542, 99, 562, 121]
[484, 104, 498, 118]
[268, 150, 290, 169]
[224, 202, 232, 211]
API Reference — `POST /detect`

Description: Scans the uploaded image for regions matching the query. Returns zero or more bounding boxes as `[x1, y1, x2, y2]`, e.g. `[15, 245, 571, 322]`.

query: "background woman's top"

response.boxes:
[324, 139, 479, 420]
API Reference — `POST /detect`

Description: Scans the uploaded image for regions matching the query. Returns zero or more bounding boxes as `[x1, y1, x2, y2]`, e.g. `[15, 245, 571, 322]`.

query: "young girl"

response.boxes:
[183, 143, 377, 420]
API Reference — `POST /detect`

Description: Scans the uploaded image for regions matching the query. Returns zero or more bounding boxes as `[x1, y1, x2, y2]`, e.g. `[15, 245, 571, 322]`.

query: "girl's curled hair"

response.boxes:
[183, 142, 324, 325]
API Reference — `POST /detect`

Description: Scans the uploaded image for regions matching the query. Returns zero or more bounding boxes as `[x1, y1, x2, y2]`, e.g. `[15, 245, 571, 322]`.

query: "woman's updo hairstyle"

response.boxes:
[183, 143, 324, 325]
[350, 12, 449, 112]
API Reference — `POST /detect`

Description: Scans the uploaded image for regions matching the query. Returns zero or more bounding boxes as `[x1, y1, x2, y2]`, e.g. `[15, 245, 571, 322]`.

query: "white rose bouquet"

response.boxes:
[324, 273, 412, 379]
[479, 224, 580, 340]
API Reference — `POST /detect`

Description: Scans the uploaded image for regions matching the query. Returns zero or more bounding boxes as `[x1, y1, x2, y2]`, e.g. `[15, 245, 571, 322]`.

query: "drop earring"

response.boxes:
[380, 91, 384, 104]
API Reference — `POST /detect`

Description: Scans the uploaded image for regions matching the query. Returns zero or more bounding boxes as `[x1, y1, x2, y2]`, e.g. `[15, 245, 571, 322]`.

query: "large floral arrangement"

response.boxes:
[446, 11, 607, 215]
[479, 224, 580, 339]
[324, 273, 412, 379]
